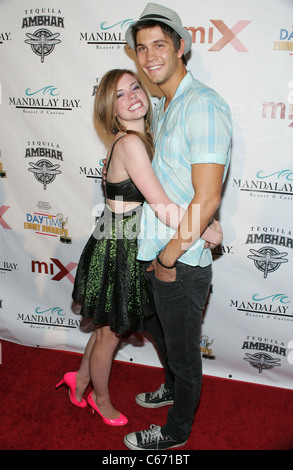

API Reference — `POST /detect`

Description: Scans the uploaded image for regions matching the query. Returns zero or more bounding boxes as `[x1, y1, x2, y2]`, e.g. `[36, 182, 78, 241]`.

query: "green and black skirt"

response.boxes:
[72, 204, 153, 335]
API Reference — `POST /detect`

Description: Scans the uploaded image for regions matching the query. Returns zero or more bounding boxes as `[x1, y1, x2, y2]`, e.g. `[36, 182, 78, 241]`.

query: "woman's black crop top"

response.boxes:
[105, 137, 145, 203]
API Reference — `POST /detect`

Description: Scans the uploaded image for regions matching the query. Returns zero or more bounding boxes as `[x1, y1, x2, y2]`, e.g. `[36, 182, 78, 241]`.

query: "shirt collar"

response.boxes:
[157, 71, 193, 112]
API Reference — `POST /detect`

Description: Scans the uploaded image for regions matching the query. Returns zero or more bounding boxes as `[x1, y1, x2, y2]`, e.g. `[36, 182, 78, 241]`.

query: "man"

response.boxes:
[123, 3, 232, 450]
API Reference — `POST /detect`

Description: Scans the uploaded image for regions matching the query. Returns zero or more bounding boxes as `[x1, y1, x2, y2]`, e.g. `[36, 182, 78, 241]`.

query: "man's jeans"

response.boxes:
[143, 261, 212, 441]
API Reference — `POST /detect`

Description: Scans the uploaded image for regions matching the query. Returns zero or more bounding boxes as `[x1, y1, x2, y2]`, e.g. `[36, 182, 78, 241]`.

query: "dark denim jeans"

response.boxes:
[143, 261, 212, 441]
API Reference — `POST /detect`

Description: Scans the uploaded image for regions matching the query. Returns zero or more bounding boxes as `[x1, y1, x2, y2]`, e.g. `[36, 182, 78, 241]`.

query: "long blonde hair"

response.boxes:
[94, 69, 154, 160]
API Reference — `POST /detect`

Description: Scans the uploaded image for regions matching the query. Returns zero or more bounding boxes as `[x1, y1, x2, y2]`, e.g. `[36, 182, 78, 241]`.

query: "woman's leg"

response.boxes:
[89, 326, 121, 419]
[74, 331, 96, 401]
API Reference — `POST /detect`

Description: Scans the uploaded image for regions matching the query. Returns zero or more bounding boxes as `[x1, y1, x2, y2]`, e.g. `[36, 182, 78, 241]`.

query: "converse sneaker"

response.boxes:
[135, 383, 174, 408]
[124, 424, 187, 450]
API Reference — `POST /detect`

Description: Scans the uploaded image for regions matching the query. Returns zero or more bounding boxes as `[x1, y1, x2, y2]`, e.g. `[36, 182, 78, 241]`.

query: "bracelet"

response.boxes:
[156, 251, 177, 269]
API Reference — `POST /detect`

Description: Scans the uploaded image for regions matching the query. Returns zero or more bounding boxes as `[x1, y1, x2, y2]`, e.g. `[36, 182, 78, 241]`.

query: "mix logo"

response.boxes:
[0, 206, 11, 229]
[31, 258, 77, 283]
[262, 100, 293, 128]
[187, 19, 251, 52]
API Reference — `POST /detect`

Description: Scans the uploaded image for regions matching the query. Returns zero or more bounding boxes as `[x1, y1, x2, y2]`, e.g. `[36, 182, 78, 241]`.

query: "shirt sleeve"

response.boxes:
[185, 96, 232, 165]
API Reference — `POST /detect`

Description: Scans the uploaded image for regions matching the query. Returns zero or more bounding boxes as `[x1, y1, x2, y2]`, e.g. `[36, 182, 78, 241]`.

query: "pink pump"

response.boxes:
[87, 391, 128, 426]
[56, 372, 87, 408]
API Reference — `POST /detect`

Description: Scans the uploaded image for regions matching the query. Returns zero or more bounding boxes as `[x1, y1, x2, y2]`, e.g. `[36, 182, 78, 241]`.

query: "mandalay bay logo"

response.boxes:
[17, 307, 82, 330]
[230, 293, 293, 322]
[22, 7, 64, 62]
[232, 169, 293, 201]
[80, 18, 133, 50]
[9, 85, 81, 115]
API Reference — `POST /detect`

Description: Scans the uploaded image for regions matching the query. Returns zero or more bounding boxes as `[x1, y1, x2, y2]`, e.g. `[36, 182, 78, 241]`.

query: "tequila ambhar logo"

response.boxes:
[242, 336, 286, 374]
[22, 8, 64, 62]
[25, 140, 63, 189]
[232, 169, 293, 201]
[246, 226, 291, 278]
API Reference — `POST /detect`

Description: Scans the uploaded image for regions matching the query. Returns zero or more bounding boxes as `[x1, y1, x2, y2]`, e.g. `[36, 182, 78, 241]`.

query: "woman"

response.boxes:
[56, 69, 221, 426]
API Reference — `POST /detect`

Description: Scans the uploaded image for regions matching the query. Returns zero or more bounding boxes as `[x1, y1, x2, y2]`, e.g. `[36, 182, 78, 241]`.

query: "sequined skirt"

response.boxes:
[72, 204, 154, 335]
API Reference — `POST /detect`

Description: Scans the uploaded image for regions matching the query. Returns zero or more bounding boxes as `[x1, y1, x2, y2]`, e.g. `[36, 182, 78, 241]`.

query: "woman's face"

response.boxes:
[115, 73, 149, 130]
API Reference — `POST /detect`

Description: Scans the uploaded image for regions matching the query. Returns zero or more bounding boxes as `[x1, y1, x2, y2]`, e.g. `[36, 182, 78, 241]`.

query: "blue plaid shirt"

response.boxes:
[138, 71, 232, 266]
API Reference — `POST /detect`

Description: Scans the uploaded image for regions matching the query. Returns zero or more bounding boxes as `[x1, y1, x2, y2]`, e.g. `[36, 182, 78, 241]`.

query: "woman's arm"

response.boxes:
[117, 134, 185, 228]
[113, 134, 223, 245]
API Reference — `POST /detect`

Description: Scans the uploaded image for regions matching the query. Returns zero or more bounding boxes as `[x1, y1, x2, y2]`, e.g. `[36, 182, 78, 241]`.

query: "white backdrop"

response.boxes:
[1, 0, 292, 389]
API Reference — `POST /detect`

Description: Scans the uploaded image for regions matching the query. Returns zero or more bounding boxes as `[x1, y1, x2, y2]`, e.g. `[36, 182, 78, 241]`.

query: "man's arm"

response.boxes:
[149, 162, 225, 281]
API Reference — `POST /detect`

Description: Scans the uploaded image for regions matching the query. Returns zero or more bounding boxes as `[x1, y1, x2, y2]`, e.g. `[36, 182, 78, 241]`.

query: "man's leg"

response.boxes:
[150, 263, 212, 441]
[124, 263, 212, 450]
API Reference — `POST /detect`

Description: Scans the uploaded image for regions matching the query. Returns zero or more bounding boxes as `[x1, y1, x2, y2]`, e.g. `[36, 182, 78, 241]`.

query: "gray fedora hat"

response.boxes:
[125, 3, 192, 55]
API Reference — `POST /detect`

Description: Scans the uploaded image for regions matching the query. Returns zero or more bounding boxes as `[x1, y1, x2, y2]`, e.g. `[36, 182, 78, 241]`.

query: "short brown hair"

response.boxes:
[131, 20, 187, 65]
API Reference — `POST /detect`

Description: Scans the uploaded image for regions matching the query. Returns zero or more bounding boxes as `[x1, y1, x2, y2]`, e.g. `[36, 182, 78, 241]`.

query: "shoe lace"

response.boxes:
[140, 425, 167, 446]
[149, 383, 167, 400]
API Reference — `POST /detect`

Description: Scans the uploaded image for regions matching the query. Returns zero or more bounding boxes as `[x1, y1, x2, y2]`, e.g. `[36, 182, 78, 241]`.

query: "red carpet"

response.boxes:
[1, 339, 292, 451]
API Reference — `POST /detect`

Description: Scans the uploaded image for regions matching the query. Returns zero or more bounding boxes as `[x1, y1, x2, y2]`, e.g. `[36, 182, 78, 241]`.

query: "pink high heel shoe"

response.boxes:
[87, 391, 128, 426]
[56, 372, 87, 408]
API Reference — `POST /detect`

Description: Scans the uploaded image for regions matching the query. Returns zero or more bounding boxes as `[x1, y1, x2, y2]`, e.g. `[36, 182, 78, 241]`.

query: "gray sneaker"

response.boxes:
[135, 383, 174, 408]
[124, 424, 187, 450]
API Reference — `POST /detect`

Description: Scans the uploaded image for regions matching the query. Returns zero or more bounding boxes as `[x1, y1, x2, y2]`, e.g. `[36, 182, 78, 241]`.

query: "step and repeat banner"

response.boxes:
[1, 0, 292, 389]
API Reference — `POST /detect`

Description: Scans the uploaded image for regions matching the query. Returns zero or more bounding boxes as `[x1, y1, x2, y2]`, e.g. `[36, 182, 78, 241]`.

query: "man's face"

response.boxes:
[135, 26, 183, 87]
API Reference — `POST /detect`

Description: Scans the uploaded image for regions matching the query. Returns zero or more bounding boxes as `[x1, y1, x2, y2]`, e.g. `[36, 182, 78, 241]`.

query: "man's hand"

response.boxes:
[203, 219, 223, 249]
[147, 258, 177, 282]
